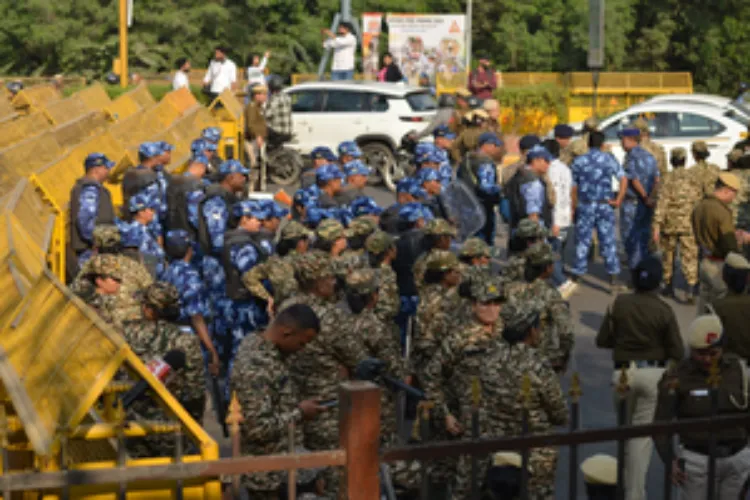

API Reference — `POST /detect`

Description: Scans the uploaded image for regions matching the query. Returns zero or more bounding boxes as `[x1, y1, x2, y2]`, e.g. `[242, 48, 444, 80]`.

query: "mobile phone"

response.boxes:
[319, 399, 338, 408]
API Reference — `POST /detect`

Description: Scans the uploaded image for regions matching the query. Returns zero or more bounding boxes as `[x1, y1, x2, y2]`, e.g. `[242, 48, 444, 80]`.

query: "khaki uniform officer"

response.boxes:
[691, 172, 746, 314]
[596, 255, 684, 500]
[654, 315, 750, 500]
[711, 252, 750, 364]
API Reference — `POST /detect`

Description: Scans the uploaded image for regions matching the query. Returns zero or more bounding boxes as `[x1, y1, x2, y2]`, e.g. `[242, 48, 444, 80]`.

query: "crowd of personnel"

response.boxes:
[64, 82, 750, 499]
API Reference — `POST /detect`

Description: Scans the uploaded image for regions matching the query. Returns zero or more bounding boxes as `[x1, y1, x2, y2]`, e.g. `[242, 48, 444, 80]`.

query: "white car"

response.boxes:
[643, 93, 750, 124]
[283, 81, 437, 185]
[595, 102, 747, 170]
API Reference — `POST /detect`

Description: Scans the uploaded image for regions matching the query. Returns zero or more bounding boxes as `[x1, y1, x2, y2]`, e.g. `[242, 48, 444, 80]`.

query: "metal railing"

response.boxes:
[4, 363, 749, 500]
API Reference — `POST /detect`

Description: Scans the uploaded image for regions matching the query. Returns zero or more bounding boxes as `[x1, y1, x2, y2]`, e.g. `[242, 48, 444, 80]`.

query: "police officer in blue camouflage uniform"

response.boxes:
[315, 163, 347, 209]
[337, 140, 363, 166]
[153, 141, 174, 223]
[619, 127, 660, 270]
[380, 178, 427, 234]
[197, 159, 249, 349]
[68, 153, 116, 274]
[393, 202, 428, 343]
[222, 200, 270, 380]
[201, 126, 223, 173]
[292, 187, 319, 222]
[301, 146, 338, 189]
[337, 160, 370, 205]
[458, 132, 503, 245]
[350, 196, 383, 220]
[122, 142, 169, 239]
[416, 167, 450, 220]
[571, 131, 628, 291]
[118, 192, 166, 279]
[162, 229, 221, 376]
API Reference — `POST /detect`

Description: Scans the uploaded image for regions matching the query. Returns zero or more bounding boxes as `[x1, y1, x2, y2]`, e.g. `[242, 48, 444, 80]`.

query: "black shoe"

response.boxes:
[660, 282, 674, 297]
[686, 288, 696, 305]
[570, 275, 580, 284]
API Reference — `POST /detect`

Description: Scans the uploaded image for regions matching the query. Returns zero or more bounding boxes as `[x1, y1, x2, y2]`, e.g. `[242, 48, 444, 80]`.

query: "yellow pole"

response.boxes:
[119, 0, 128, 88]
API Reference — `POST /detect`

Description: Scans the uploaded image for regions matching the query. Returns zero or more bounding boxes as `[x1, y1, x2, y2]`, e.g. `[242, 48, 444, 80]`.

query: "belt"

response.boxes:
[614, 360, 666, 370]
[579, 199, 612, 204]
[704, 255, 724, 262]
[683, 442, 747, 458]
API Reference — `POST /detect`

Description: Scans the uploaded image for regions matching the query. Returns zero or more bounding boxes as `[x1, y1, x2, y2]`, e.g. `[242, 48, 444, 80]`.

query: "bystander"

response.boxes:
[172, 57, 190, 91]
[203, 46, 237, 101]
[323, 22, 357, 81]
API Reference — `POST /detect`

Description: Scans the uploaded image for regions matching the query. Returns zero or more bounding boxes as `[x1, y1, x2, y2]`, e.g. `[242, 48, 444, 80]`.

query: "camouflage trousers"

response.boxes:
[659, 232, 699, 286]
[304, 413, 342, 497]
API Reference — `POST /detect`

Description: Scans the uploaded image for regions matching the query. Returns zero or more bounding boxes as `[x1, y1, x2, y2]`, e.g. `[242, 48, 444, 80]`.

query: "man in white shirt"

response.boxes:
[172, 57, 190, 91]
[544, 138, 576, 296]
[322, 22, 357, 81]
[203, 46, 237, 100]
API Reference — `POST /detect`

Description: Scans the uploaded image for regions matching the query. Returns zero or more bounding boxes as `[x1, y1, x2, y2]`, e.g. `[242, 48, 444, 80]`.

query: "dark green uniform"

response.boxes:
[712, 293, 750, 360]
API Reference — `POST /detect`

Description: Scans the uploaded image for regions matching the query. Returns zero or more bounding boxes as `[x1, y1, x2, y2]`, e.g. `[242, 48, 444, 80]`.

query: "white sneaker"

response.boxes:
[558, 280, 578, 299]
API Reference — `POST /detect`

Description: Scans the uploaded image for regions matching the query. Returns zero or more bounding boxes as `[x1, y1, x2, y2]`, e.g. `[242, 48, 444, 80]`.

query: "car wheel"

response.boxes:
[267, 147, 303, 186]
[360, 142, 394, 186]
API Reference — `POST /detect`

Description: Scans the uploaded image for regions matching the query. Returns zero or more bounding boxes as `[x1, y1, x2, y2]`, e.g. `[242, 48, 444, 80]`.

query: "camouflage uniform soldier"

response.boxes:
[413, 250, 462, 379]
[503, 218, 546, 283]
[313, 218, 349, 281]
[480, 300, 568, 499]
[514, 243, 575, 372]
[422, 276, 505, 498]
[456, 237, 494, 324]
[345, 270, 404, 444]
[282, 253, 367, 450]
[365, 231, 400, 323]
[727, 148, 750, 230]
[71, 224, 153, 323]
[122, 283, 206, 458]
[633, 117, 668, 178]
[338, 216, 378, 272]
[691, 141, 721, 196]
[559, 116, 599, 165]
[78, 254, 129, 329]
[652, 148, 702, 300]
[230, 304, 326, 499]
[243, 220, 312, 314]
[412, 218, 457, 291]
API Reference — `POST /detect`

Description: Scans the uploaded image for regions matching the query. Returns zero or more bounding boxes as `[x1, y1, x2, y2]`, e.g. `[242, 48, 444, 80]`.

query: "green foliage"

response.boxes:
[495, 84, 568, 122]
[0, 0, 749, 95]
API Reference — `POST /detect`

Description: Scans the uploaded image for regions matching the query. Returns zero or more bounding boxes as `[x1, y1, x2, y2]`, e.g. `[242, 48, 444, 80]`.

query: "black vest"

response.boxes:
[166, 176, 202, 238]
[197, 185, 238, 255]
[121, 168, 158, 204]
[221, 229, 269, 300]
[393, 228, 425, 297]
[69, 178, 115, 252]
[505, 167, 552, 229]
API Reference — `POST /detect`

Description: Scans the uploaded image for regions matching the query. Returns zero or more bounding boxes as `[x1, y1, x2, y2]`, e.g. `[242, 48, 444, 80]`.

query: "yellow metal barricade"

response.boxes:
[0, 132, 65, 197]
[76, 82, 112, 112]
[43, 94, 90, 125]
[161, 86, 199, 115]
[127, 83, 157, 109]
[209, 89, 244, 163]
[52, 112, 109, 148]
[0, 111, 53, 149]
[11, 84, 61, 113]
[104, 92, 142, 122]
[0, 95, 16, 121]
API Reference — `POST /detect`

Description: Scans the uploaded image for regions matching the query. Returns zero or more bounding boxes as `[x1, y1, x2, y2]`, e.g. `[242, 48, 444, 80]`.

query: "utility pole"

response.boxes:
[119, 0, 129, 88]
[588, 0, 605, 116]
[465, 0, 473, 68]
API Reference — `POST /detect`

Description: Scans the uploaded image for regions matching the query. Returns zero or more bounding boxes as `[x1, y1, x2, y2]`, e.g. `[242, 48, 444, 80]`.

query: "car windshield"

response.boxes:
[405, 92, 437, 112]
[724, 108, 749, 126]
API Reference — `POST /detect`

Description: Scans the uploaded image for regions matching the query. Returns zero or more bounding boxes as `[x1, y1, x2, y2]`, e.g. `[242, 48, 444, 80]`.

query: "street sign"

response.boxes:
[587, 0, 605, 69]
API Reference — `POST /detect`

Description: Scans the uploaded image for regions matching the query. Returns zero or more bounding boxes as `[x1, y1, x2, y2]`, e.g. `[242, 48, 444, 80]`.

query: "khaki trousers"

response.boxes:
[611, 366, 665, 500]
[681, 447, 750, 500]
[698, 258, 727, 315]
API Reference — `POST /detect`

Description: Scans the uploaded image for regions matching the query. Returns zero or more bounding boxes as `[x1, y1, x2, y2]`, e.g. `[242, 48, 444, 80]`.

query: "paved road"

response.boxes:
[204, 183, 698, 498]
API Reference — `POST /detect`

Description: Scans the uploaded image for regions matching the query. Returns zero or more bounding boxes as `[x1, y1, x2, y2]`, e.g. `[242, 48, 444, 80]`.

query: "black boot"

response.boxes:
[685, 286, 696, 305]
[660, 281, 674, 298]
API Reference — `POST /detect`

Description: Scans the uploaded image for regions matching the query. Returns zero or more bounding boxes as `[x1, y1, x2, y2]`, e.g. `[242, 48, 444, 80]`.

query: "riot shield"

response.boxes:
[441, 179, 487, 241]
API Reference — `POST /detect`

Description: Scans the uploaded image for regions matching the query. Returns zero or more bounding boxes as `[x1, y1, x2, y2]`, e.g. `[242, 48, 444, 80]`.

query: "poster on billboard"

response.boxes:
[362, 13, 383, 80]
[386, 14, 467, 90]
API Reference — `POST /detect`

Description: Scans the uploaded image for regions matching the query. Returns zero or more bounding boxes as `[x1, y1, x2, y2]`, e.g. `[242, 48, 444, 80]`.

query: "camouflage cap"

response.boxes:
[691, 140, 709, 154]
[365, 231, 395, 255]
[425, 250, 459, 272]
[501, 298, 542, 333]
[295, 251, 333, 282]
[315, 218, 345, 242]
[425, 218, 457, 237]
[459, 237, 491, 259]
[345, 269, 379, 295]
[143, 282, 180, 310]
[728, 148, 744, 163]
[347, 216, 378, 238]
[93, 224, 121, 249]
[470, 275, 504, 302]
[582, 116, 599, 131]
[670, 147, 687, 162]
[525, 241, 555, 266]
[88, 254, 123, 280]
[515, 218, 546, 239]
[280, 220, 312, 241]
[632, 117, 650, 132]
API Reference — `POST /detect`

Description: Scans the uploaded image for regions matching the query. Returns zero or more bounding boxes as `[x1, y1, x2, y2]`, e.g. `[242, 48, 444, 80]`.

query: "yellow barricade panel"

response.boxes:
[11, 84, 61, 111]
[104, 93, 141, 122]
[127, 83, 156, 109]
[108, 111, 157, 148]
[53, 112, 109, 148]
[0, 111, 53, 150]
[44, 94, 89, 125]
[151, 98, 182, 128]
[35, 156, 80, 210]
[0, 270, 126, 456]
[0, 97, 17, 121]
[76, 83, 111, 112]
[0, 133, 64, 196]
[161, 87, 199, 114]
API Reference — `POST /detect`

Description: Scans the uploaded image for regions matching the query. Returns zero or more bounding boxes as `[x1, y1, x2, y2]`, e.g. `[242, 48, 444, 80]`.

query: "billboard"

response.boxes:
[362, 13, 383, 79]
[386, 14, 467, 87]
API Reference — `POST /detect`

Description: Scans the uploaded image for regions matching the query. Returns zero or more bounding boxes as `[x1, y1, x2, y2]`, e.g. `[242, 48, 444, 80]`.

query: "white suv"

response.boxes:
[283, 81, 437, 185]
